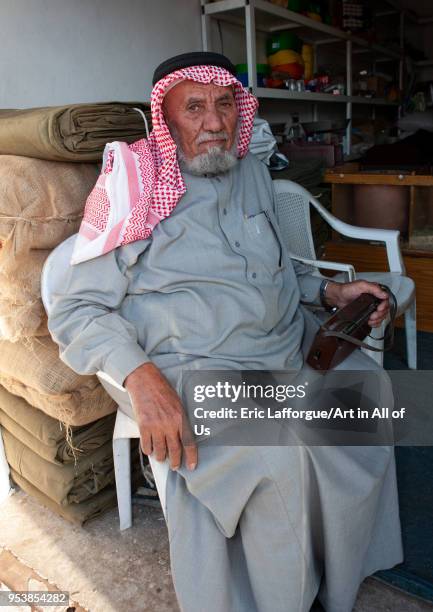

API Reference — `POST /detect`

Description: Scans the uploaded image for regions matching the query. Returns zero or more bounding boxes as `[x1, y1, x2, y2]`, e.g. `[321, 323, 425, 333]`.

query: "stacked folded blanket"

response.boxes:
[3, 429, 114, 505]
[0, 102, 151, 162]
[0, 386, 115, 464]
[0, 384, 140, 524]
[10, 464, 143, 526]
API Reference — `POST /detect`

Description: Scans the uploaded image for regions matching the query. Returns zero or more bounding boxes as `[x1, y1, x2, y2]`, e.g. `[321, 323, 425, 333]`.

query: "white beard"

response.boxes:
[177, 142, 238, 177]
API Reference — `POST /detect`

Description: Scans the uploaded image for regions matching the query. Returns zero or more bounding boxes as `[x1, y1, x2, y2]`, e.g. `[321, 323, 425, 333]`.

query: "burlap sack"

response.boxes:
[0, 248, 51, 340]
[0, 299, 48, 340]
[0, 156, 99, 340]
[0, 249, 51, 301]
[0, 336, 116, 426]
[0, 155, 99, 253]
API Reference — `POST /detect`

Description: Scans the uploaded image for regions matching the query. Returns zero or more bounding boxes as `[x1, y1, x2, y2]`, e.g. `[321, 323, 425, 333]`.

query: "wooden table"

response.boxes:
[323, 164, 433, 332]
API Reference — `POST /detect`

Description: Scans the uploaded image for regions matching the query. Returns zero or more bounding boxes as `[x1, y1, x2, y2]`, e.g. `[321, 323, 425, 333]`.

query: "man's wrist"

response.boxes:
[103, 343, 151, 389]
[124, 362, 156, 391]
[320, 279, 340, 310]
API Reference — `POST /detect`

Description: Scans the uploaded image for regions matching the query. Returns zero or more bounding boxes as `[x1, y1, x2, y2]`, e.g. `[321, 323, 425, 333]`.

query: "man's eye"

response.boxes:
[188, 105, 200, 112]
[219, 102, 235, 111]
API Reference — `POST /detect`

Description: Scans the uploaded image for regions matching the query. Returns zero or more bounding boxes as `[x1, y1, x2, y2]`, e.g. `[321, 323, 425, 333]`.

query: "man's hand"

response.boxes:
[324, 280, 390, 328]
[124, 363, 197, 471]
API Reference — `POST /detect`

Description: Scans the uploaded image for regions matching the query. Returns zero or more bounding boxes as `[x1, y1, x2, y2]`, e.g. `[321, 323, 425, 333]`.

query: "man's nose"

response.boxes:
[202, 108, 225, 132]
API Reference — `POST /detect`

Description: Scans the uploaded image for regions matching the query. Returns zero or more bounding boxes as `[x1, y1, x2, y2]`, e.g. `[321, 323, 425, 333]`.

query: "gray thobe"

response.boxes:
[48, 152, 403, 612]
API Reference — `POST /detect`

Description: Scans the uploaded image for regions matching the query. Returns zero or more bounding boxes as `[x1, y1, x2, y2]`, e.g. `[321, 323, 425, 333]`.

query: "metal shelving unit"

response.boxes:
[201, 0, 403, 155]
[255, 87, 399, 105]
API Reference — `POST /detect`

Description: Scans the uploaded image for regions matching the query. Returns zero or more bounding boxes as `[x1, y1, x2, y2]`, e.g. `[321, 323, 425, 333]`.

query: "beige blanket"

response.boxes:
[0, 336, 116, 426]
[0, 155, 99, 340]
[0, 102, 151, 162]
[0, 156, 98, 253]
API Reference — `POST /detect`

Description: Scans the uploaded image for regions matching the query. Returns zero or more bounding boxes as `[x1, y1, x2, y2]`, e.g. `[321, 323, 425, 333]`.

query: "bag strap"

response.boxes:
[320, 285, 397, 353]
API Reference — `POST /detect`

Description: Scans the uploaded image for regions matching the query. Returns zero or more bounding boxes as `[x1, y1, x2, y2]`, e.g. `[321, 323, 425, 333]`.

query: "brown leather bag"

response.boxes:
[306, 285, 396, 372]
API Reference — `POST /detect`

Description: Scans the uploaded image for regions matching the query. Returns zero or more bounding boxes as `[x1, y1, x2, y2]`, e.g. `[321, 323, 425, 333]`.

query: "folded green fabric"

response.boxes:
[9, 450, 143, 525]
[2, 428, 114, 505]
[0, 385, 115, 464]
[0, 102, 151, 162]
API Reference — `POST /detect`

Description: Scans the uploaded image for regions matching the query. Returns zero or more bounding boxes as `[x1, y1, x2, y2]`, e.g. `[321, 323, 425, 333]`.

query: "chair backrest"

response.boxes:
[40, 234, 78, 315]
[272, 179, 317, 261]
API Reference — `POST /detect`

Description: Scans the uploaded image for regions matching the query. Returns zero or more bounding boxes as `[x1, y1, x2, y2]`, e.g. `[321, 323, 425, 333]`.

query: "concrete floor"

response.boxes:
[0, 487, 432, 612]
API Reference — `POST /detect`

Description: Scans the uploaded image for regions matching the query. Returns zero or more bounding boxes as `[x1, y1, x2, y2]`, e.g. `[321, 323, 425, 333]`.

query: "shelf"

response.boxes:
[256, 89, 349, 102]
[324, 167, 433, 186]
[254, 88, 399, 105]
[415, 60, 433, 67]
[203, 0, 401, 59]
[351, 96, 399, 106]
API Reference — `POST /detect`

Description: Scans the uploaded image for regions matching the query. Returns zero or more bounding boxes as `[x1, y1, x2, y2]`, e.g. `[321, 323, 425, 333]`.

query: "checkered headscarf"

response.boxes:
[71, 66, 259, 265]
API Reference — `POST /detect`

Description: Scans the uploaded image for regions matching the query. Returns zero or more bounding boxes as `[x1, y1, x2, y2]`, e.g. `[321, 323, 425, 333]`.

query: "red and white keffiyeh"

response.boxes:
[70, 65, 259, 265]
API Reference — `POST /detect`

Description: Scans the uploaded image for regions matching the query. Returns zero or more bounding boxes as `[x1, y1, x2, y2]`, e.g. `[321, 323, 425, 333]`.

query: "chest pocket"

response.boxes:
[244, 210, 284, 274]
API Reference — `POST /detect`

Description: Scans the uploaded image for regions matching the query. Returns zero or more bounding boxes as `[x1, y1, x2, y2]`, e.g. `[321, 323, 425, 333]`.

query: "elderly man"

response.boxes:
[48, 52, 403, 612]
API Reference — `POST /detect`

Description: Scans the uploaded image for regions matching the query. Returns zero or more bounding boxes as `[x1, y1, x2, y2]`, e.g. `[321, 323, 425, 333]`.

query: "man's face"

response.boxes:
[162, 80, 239, 160]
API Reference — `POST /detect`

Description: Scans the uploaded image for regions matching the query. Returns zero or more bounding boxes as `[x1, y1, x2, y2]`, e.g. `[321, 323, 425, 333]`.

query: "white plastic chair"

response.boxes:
[40, 234, 169, 530]
[273, 179, 417, 368]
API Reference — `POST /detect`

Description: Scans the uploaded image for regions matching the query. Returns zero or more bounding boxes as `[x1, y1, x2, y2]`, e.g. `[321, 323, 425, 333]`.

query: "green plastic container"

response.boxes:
[307, 1, 322, 13]
[288, 0, 303, 11]
[235, 63, 270, 75]
[235, 64, 270, 87]
[266, 31, 302, 56]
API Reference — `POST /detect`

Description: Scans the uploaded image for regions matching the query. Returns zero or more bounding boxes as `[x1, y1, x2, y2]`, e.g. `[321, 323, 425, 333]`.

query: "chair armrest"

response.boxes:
[309, 200, 405, 274]
[97, 371, 127, 393]
[272, 179, 405, 276]
[289, 254, 356, 282]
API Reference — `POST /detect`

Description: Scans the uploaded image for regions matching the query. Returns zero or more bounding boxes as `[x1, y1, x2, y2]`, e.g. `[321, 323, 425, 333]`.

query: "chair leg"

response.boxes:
[113, 437, 132, 530]
[404, 298, 417, 370]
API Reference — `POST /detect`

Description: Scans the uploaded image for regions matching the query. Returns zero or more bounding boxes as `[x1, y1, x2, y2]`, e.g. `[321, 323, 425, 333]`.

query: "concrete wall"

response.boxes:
[0, 0, 202, 108]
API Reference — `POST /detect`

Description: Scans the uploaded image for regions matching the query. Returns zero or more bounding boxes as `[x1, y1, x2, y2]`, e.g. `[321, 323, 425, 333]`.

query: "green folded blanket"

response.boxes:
[0, 385, 115, 464]
[10, 465, 143, 526]
[2, 428, 115, 505]
[0, 102, 151, 162]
